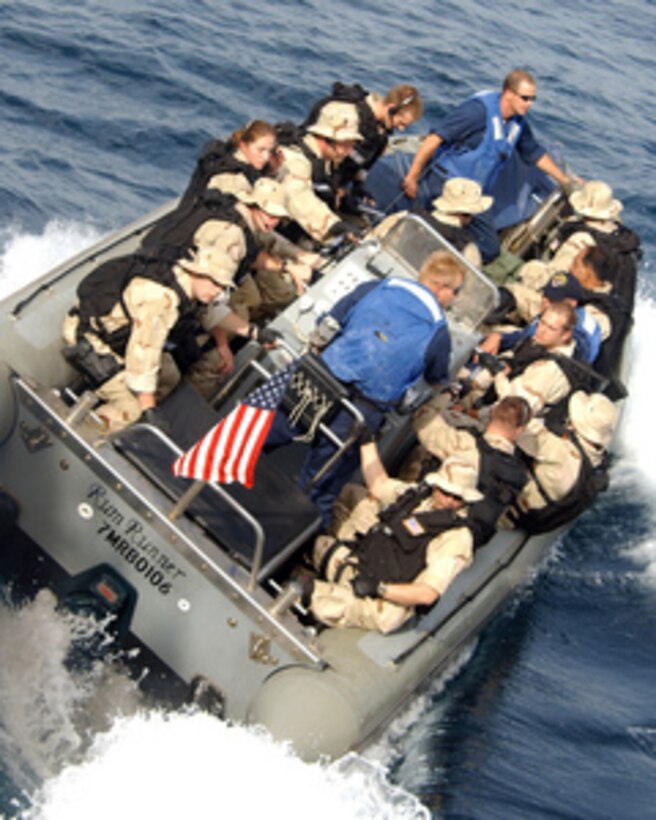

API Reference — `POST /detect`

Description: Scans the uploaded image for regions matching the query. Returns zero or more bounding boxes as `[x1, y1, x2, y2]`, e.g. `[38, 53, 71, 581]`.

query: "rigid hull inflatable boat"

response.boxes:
[0, 198, 618, 760]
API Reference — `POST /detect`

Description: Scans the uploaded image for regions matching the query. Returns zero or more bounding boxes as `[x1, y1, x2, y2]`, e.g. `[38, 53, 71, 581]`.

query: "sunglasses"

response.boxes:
[517, 93, 536, 102]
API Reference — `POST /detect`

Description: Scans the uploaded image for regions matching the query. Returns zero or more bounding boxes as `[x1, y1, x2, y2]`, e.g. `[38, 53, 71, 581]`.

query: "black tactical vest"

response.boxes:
[138, 188, 260, 286]
[178, 138, 261, 209]
[509, 423, 610, 534]
[352, 484, 465, 584]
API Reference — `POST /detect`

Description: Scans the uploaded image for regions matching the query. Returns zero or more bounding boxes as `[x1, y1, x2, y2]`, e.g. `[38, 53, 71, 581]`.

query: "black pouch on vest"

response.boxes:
[62, 339, 122, 387]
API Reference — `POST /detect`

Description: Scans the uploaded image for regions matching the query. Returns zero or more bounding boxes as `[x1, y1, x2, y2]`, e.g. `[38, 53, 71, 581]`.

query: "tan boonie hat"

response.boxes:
[432, 177, 493, 216]
[306, 101, 362, 142]
[237, 177, 289, 218]
[519, 259, 551, 290]
[180, 247, 237, 288]
[569, 390, 618, 448]
[425, 456, 484, 503]
[569, 180, 623, 221]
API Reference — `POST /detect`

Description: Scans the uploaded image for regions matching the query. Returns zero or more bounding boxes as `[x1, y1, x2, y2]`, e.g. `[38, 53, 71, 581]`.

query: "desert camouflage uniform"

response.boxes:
[462, 339, 576, 418]
[226, 203, 311, 321]
[547, 218, 619, 274]
[310, 476, 473, 633]
[206, 147, 255, 199]
[502, 421, 605, 521]
[278, 135, 341, 243]
[64, 217, 246, 432]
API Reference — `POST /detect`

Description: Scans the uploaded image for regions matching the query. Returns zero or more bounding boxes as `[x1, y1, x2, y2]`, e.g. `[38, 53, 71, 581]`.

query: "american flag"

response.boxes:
[172, 362, 298, 488]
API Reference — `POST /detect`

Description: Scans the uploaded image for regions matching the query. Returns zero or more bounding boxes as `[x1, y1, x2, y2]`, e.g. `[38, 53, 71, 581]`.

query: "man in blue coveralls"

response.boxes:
[265, 249, 465, 527]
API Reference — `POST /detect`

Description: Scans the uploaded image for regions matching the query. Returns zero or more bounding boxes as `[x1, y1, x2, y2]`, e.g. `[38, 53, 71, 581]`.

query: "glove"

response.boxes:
[326, 220, 362, 240]
[358, 424, 375, 445]
[352, 574, 379, 599]
[352, 180, 374, 203]
[139, 407, 172, 437]
[249, 324, 282, 346]
[477, 351, 506, 375]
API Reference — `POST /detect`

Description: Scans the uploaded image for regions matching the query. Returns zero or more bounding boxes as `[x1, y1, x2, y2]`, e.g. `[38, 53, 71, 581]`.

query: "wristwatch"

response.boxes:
[377, 581, 389, 598]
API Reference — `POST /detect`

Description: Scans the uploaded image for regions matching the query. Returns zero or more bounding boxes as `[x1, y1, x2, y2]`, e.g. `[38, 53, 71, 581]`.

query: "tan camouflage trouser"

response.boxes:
[309, 536, 412, 633]
[95, 346, 227, 433]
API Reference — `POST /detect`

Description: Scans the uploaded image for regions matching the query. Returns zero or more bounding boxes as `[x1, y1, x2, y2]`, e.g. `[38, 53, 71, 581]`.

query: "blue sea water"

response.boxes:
[1, 0, 656, 817]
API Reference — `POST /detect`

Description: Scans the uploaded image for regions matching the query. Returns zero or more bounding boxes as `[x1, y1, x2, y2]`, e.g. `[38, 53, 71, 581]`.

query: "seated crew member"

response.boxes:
[371, 177, 493, 269]
[306, 452, 482, 634]
[412, 395, 531, 545]
[482, 272, 604, 366]
[123, 174, 293, 376]
[332, 395, 530, 549]
[504, 390, 617, 533]
[547, 179, 625, 272]
[462, 301, 578, 418]
[303, 82, 423, 207]
[264, 249, 466, 526]
[63, 184, 289, 433]
[276, 101, 363, 245]
[549, 180, 641, 318]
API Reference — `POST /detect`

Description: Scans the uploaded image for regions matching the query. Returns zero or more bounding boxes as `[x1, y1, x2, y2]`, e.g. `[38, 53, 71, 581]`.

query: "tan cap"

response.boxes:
[569, 390, 618, 447]
[569, 180, 623, 221]
[306, 101, 362, 142]
[179, 247, 237, 288]
[432, 177, 493, 216]
[425, 456, 484, 503]
[237, 177, 289, 218]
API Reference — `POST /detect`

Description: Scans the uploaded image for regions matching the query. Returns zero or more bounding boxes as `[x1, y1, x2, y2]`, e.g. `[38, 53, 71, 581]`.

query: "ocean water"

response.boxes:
[1, 0, 656, 817]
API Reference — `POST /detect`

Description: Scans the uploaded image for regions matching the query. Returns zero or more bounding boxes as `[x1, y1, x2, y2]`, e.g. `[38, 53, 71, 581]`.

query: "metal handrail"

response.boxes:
[113, 422, 266, 592]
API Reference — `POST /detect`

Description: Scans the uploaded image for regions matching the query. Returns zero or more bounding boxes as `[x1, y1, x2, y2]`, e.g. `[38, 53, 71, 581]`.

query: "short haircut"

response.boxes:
[384, 84, 423, 119]
[543, 299, 577, 332]
[503, 69, 536, 93]
[419, 250, 466, 288]
[492, 396, 532, 428]
[582, 245, 615, 283]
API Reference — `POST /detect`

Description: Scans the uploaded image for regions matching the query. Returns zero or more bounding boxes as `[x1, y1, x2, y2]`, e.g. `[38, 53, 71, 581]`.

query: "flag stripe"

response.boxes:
[171, 360, 299, 490]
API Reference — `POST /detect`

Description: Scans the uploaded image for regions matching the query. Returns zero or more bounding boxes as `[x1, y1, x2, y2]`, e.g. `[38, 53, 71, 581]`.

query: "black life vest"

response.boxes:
[508, 422, 610, 534]
[178, 138, 261, 208]
[551, 219, 641, 311]
[352, 483, 466, 584]
[73, 253, 196, 358]
[502, 337, 607, 418]
[418, 208, 478, 256]
[303, 82, 388, 183]
[138, 188, 260, 286]
[275, 121, 340, 208]
[418, 431, 528, 549]
[468, 432, 529, 547]
[579, 287, 629, 379]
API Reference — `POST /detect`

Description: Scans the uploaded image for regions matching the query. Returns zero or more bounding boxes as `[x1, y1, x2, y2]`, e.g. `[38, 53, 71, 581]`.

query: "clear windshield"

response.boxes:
[367, 212, 498, 334]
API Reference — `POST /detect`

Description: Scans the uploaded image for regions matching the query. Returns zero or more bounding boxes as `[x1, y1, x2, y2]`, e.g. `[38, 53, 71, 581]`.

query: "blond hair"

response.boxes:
[419, 250, 466, 289]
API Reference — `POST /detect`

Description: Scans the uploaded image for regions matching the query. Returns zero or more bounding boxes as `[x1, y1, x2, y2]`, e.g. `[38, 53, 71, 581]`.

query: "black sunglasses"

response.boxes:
[517, 93, 536, 102]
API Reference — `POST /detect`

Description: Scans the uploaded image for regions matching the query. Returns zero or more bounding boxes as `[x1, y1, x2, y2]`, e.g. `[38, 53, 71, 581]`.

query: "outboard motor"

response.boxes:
[52, 563, 137, 668]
